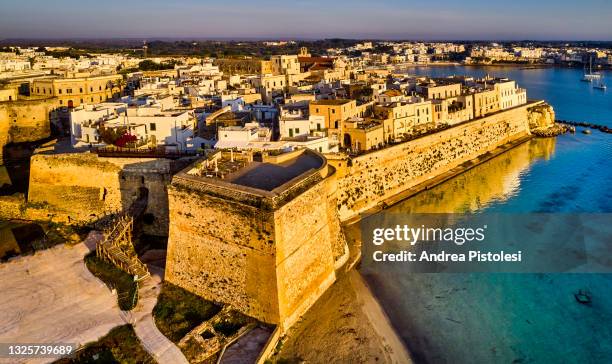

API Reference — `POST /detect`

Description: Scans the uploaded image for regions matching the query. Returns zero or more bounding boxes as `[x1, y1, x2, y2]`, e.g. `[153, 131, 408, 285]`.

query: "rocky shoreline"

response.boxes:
[531, 123, 575, 137]
[556, 120, 612, 134]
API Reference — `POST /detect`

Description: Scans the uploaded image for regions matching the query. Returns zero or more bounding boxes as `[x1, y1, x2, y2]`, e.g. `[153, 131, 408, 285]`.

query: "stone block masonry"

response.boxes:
[0, 96, 57, 164]
[330, 102, 552, 221]
[27, 152, 189, 235]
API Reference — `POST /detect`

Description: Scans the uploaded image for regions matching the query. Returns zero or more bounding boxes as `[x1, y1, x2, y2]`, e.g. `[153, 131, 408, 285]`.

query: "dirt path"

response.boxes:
[130, 265, 189, 364]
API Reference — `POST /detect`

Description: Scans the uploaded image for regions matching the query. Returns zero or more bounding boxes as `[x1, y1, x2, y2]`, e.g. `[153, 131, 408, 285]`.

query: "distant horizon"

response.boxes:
[2, 37, 611, 44]
[1, 0, 611, 41]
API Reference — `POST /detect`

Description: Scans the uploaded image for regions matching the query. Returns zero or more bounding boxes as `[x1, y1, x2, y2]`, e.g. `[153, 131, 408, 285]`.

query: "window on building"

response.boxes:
[79, 88, 83, 93]
[67, 88, 72, 94]
[59, 89, 62, 94]
[332, 109, 335, 114]
[317, 123, 321, 131]
[150, 123, 156, 131]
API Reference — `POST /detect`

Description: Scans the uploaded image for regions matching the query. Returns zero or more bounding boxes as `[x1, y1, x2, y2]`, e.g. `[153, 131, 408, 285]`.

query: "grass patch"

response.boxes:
[153, 282, 221, 343]
[53, 324, 155, 364]
[84, 252, 137, 311]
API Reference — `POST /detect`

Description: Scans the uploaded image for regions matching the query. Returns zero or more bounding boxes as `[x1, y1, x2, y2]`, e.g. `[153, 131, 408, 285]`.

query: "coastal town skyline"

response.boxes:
[1, 0, 612, 40]
[1, 2, 611, 362]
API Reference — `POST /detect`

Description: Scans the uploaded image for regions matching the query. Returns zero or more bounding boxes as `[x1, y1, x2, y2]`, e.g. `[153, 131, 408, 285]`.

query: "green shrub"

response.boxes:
[84, 252, 137, 310]
[53, 324, 154, 364]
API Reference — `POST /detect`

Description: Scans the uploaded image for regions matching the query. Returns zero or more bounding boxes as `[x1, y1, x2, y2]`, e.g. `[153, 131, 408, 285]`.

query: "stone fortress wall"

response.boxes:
[0, 96, 57, 163]
[26, 152, 189, 235]
[165, 150, 345, 331]
[329, 101, 553, 221]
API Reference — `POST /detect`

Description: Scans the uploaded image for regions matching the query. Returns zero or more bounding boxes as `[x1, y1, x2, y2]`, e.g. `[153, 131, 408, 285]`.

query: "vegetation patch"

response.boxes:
[84, 252, 138, 310]
[53, 324, 155, 364]
[153, 282, 221, 343]
[213, 312, 251, 337]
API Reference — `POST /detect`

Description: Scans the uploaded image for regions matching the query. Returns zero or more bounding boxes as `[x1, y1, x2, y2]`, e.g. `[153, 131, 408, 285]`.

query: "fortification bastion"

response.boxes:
[328, 101, 554, 221]
[165, 149, 347, 331]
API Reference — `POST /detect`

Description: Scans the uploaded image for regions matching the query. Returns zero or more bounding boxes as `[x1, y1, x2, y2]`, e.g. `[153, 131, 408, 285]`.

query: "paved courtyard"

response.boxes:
[0, 233, 125, 364]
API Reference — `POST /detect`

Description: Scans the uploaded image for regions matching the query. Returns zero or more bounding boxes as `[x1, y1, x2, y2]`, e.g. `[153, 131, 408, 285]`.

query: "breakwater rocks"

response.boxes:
[557, 120, 612, 134]
[531, 123, 575, 137]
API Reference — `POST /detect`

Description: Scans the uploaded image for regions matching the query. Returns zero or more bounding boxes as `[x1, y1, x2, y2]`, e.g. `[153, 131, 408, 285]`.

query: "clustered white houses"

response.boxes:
[0, 43, 537, 157]
[70, 100, 209, 151]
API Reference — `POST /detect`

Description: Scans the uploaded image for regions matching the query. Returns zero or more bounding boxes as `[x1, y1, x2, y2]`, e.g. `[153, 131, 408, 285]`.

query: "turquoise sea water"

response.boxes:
[361, 66, 612, 363]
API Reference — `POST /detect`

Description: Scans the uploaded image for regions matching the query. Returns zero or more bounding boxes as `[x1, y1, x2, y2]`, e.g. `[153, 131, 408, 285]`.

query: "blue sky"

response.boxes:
[1, 0, 611, 40]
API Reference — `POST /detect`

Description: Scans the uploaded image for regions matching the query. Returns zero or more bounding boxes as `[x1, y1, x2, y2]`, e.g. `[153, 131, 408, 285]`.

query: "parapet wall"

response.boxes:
[331, 102, 541, 221]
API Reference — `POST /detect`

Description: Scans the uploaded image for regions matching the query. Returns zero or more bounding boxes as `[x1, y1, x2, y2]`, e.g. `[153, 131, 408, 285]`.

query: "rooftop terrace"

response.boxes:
[186, 149, 324, 191]
[228, 153, 322, 191]
[176, 148, 330, 210]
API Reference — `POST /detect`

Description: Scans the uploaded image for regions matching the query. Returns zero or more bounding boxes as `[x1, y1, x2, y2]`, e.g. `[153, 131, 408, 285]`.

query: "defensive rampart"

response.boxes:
[26, 152, 188, 235]
[329, 101, 552, 221]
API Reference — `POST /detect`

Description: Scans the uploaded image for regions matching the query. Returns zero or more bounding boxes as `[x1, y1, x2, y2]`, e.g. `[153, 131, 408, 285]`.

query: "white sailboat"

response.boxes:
[581, 57, 601, 82]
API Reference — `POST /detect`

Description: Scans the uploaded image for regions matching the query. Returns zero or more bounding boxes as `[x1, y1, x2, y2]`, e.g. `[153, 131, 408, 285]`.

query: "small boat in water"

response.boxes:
[582, 129, 592, 134]
[574, 289, 592, 305]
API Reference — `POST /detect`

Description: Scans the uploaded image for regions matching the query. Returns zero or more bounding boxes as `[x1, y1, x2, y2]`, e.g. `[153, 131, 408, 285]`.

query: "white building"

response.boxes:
[279, 115, 326, 139]
[491, 79, 527, 110]
[70, 102, 199, 150]
[221, 94, 246, 112]
[69, 103, 127, 146]
[215, 122, 272, 149]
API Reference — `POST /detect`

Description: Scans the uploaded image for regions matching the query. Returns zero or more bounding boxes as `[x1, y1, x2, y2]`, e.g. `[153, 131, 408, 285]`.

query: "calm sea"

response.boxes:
[360, 66, 612, 363]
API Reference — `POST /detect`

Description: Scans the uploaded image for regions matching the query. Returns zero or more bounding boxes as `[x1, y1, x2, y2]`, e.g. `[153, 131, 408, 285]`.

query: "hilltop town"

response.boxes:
[0, 41, 559, 363]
